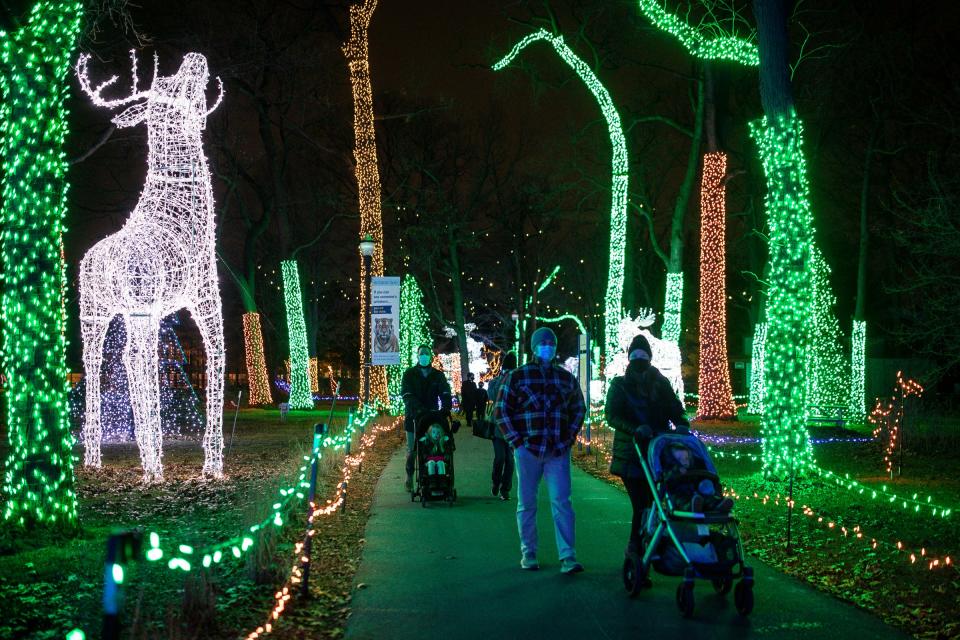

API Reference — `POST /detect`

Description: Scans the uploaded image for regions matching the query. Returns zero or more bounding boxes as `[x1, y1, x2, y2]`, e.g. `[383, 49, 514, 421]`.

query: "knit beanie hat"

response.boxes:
[627, 334, 652, 361]
[529, 327, 557, 351]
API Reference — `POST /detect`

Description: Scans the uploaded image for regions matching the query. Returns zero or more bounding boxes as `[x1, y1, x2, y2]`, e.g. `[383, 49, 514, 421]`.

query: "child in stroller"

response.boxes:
[411, 410, 458, 506]
[622, 433, 754, 618]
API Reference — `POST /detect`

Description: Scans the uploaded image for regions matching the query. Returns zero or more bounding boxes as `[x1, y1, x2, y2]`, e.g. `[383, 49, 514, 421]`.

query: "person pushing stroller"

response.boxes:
[401, 345, 452, 491]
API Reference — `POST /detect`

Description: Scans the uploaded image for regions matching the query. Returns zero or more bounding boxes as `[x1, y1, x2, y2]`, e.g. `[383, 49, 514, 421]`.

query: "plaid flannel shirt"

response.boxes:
[494, 362, 586, 457]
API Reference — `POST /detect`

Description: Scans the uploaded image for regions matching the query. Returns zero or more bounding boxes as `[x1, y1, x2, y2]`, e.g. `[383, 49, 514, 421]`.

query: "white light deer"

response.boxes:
[606, 309, 685, 401]
[76, 51, 225, 480]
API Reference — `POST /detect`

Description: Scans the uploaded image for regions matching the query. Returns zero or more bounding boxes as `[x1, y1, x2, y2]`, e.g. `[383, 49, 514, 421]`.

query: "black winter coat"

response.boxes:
[400, 366, 452, 433]
[605, 360, 689, 478]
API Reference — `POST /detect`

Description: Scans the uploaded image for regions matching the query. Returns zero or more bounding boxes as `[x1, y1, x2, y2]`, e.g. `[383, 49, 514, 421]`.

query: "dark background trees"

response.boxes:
[56, 0, 960, 391]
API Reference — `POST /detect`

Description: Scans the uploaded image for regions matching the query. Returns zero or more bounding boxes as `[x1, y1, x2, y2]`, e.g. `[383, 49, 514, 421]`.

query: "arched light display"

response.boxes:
[242, 312, 273, 405]
[750, 112, 816, 477]
[280, 260, 313, 410]
[344, 0, 388, 408]
[747, 321, 767, 415]
[1, 0, 83, 527]
[849, 320, 866, 421]
[76, 51, 226, 480]
[696, 152, 736, 419]
[493, 29, 628, 367]
[806, 245, 848, 408]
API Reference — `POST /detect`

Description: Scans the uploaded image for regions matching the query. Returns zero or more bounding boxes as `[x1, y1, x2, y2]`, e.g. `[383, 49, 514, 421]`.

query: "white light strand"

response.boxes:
[77, 52, 226, 480]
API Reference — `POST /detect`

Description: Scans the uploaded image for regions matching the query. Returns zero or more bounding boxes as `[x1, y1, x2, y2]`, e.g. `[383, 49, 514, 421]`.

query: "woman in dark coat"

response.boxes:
[605, 334, 690, 556]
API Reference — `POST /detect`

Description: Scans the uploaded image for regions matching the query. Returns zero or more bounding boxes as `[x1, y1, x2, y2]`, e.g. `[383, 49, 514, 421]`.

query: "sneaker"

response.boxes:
[404, 475, 413, 492]
[499, 493, 510, 501]
[520, 554, 539, 570]
[560, 558, 584, 574]
[492, 483, 500, 497]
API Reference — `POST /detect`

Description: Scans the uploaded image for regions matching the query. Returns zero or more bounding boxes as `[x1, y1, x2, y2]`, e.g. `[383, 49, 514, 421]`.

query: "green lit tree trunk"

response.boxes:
[0, 0, 82, 529]
[752, 0, 815, 476]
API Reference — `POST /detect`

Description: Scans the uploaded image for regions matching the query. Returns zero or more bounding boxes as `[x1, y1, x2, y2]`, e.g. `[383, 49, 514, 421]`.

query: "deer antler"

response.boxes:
[76, 50, 151, 109]
[205, 76, 224, 116]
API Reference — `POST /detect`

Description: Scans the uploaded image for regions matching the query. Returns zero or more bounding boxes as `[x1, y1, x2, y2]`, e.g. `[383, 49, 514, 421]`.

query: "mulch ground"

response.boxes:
[572, 416, 960, 640]
[0, 407, 403, 640]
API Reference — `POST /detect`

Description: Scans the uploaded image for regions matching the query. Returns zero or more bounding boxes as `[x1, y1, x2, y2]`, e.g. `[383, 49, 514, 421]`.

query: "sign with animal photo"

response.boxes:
[370, 276, 401, 365]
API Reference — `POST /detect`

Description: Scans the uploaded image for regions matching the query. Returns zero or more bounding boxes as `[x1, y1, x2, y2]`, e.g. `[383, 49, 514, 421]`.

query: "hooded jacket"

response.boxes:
[400, 365, 452, 433]
[604, 359, 689, 478]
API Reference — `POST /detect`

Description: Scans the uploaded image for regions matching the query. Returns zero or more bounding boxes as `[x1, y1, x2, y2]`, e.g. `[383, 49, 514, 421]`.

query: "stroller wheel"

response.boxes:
[712, 576, 733, 595]
[622, 556, 649, 597]
[734, 580, 754, 615]
[676, 582, 695, 618]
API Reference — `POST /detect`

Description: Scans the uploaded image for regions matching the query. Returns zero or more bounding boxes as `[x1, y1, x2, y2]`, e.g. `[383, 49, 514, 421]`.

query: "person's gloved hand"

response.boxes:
[633, 424, 653, 441]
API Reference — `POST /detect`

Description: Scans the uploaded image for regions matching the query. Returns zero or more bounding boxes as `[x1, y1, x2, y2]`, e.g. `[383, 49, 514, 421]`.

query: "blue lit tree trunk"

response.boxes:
[0, 0, 83, 528]
[751, 0, 815, 476]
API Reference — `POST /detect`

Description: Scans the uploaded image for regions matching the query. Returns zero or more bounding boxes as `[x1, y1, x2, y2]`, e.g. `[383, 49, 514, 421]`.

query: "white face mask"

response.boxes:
[536, 344, 556, 362]
[418, 354, 432, 367]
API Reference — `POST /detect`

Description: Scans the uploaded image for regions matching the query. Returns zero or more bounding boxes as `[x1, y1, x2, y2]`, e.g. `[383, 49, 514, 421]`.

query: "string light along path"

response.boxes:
[76, 51, 226, 480]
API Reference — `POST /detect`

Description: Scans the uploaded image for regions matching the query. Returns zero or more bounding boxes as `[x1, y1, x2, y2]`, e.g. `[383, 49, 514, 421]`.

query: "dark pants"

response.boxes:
[464, 404, 476, 426]
[621, 475, 652, 546]
[492, 438, 514, 495]
[405, 431, 416, 477]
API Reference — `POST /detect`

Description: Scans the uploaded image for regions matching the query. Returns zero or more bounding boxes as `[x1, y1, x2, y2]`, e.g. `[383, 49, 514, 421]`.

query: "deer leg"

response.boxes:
[80, 314, 112, 468]
[190, 286, 225, 478]
[124, 314, 163, 481]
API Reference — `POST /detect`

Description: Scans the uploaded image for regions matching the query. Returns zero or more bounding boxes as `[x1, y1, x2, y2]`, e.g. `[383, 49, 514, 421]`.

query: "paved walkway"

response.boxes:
[347, 430, 908, 640]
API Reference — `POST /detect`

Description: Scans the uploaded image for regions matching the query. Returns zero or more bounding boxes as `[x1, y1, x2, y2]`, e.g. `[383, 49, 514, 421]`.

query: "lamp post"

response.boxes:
[511, 309, 520, 362]
[359, 233, 376, 410]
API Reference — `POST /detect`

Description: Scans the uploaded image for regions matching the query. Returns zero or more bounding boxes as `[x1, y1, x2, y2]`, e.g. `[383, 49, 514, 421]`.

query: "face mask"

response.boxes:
[418, 354, 431, 367]
[629, 348, 651, 362]
[536, 344, 556, 362]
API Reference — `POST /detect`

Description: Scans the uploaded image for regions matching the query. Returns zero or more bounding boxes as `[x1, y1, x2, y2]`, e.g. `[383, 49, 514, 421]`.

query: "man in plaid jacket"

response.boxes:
[494, 327, 586, 573]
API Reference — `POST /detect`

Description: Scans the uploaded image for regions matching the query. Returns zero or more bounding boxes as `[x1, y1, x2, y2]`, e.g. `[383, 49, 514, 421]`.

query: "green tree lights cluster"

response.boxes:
[0, 0, 83, 528]
[747, 321, 767, 414]
[280, 260, 313, 409]
[636, 0, 760, 66]
[806, 245, 848, 407]
[493, 30, 628, 366]
[661, 272, 684, 344]
[387, 274, 432, 411]
[849, 320, 867, 421]
[749, 111, 816, 477]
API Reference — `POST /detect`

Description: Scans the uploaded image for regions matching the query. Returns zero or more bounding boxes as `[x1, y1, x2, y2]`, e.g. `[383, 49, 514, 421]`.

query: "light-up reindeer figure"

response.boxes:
[76, 52, 225, 480]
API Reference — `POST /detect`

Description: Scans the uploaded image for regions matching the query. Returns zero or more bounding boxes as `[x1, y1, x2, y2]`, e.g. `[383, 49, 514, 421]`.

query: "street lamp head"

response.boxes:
[358, 233, 376, 257]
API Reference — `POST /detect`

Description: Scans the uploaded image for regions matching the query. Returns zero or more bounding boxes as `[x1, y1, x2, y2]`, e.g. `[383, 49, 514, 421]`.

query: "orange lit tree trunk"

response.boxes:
[344, 0, 387, 408]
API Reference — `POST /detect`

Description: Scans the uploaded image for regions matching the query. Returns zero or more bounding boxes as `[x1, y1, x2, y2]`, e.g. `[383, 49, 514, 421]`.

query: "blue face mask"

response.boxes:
[418, 354, 432, 367]
[536, 344, 556, 362]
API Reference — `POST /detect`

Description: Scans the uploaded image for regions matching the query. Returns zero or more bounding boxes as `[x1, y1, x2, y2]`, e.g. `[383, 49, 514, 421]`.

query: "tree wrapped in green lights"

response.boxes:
[281, 260, 314, 409]
[0, 0, 83, 528]
[387, 274, 432, 412]
[493, 30, 628, 368]
[806, 245, 848, 407]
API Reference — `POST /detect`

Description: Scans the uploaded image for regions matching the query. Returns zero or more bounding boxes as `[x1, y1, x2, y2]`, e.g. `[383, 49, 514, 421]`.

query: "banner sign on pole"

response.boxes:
[370, 276, 401, 365]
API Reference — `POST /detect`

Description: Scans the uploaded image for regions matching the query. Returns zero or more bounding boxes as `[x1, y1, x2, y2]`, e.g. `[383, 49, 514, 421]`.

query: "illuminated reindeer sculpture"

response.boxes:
[76, 52, 225, 480]
[606, 309, 685, 401]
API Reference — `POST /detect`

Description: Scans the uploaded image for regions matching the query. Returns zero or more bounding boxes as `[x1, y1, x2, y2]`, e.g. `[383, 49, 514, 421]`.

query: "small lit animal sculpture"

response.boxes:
[606, 309, 685, 401]
[76, 51, 225, 481]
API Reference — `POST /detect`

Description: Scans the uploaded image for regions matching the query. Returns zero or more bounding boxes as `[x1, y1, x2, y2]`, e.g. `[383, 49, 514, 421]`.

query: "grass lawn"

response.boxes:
[0, 405, 402, 640]
[574, 410, 960, 640]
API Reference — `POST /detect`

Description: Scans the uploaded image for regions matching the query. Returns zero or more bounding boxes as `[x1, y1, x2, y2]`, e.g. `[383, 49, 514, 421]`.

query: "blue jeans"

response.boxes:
[514, 446, 575, 561]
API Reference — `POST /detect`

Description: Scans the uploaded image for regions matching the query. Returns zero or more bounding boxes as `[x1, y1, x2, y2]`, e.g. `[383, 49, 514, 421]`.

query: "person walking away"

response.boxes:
[475, 381, 488, 420]
[401, 345, 453, 491]
[605, 334, 690, 560]
[486, 353, 517, 501]
[495, 328, 586, 573]
[461, 373, 478, 426]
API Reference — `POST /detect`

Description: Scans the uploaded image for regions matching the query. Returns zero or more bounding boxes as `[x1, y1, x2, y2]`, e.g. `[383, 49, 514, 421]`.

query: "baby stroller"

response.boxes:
[411, 410, 458, 507]
[622, 433, 754, 617]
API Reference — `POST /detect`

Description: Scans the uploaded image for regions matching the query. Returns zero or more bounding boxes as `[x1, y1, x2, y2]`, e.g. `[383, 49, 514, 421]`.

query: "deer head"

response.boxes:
[76, 50, 223, 131]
